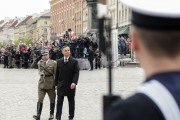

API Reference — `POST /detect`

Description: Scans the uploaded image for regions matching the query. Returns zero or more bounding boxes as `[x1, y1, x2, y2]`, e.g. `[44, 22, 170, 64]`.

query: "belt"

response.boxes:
[41, 75, 53, 77]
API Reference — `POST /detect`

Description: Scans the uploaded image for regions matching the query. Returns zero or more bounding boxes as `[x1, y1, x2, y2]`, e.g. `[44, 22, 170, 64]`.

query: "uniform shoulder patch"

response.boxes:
[50, 60, 57, 63]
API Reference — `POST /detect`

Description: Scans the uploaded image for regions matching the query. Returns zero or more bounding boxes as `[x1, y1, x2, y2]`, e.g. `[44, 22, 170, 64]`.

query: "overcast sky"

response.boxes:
[0, 0, 50, 20]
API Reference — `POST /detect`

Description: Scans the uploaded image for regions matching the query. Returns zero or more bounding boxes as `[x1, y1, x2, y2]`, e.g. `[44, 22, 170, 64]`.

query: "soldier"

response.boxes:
[3, 50, 9, 68]
[15, 50, 21, 69]
[23, 50, 30, 69]
[95, 48, 101, 69]
[31, 48, 57, 120]
[105, 0, 180, 120]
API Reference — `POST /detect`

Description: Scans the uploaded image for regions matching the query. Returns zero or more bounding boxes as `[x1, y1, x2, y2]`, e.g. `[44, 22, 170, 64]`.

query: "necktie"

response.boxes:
[65, 58, 68, 63]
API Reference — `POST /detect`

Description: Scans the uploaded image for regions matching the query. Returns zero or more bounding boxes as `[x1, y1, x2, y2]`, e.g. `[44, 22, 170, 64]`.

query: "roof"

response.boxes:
[0, 20, 4, 25]
[9, 20, 18, 28]
[0, 20, 6, 27]
[3, 19, 17, 28]
[8, 19, 14, 24]
[27, 17, 39, 27]
[40, 12, 50, 18]
[15, 18, 24, 27]
[1, 22, 8, 27]
[32, 17, 39, 24]
[31, 12, 50, 24]
[16, 16, 32, 27]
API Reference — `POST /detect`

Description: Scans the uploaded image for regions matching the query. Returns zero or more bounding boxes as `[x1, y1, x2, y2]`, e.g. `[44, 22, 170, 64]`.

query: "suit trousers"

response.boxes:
[89, 60, 93, 70]
[56, 95, 75, 119]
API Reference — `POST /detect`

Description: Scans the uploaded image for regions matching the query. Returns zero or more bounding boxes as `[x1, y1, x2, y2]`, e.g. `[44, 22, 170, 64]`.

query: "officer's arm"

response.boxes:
[53, 61, 57, 86]
[53, 61, 57, 76]
[55, 61, 59, 86]
[72, 60, 80, 85]
[31, 55, 42, 69]
[31, 61, 38, 69]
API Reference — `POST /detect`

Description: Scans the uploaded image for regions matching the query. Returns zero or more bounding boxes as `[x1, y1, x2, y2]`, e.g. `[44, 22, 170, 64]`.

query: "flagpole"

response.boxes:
[97, 0, 121, 119]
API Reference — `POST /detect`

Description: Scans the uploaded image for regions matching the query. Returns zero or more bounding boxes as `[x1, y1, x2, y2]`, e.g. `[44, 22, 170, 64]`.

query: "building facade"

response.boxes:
[0, 28, 3, 42]
[108, 0, 131, 66]
[82, 0, 88, 35]
[14, 18, 24, 41]
[26, 17, 36, 41]
[31, 13, 51, 44]
[14, 16, 32, 42]
[14, 26, 20, 41]
[50, 0, 98, 37]
[0, 10, 50, 45]
[108, 0, 131, 35]
[50, 0, 75, 36]
[84, 1, 98, 36]
[74, 0, 83, 36]
[9, 20, 18, 42]
[2, 19, 17, 42]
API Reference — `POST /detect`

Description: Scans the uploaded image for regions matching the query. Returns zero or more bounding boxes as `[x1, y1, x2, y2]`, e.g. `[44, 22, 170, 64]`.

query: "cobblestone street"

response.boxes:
[0, 66, 144, 120]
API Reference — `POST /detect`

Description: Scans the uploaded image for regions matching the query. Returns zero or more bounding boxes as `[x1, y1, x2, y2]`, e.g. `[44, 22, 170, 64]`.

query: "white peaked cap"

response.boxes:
[119, 0, 180, 30]
[120, 0, 180, 18]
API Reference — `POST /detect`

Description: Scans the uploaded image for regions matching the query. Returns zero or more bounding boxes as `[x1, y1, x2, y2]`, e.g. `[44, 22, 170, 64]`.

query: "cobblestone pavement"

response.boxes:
[0, 65, 144, 120]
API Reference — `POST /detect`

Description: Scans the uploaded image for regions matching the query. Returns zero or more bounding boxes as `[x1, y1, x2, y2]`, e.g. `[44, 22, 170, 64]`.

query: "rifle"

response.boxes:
[97, 0, 121, 119]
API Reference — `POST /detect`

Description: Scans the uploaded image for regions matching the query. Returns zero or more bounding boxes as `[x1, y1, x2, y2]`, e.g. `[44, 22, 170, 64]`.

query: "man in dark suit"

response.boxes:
[55, 45, 80, 120]
[88, 46, 94, 71]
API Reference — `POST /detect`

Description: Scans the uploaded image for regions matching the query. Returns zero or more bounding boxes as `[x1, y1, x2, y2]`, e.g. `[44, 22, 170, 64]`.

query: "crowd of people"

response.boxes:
[118, 36, 132, 56]
[0, 35, 133, 70]
[0, 36, 101, 70]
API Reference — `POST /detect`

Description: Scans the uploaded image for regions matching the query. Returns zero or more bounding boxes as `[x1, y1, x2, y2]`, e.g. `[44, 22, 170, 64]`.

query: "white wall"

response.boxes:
[111, 29, 119, 67]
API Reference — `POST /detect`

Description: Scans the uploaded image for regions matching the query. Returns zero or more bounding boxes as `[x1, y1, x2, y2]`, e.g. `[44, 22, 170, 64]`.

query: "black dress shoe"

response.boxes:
[49, 114, 54, 120]
[33, 115, 40, 120]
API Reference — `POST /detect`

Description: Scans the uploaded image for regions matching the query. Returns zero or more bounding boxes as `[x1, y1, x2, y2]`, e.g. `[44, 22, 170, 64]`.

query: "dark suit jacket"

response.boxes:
[88, 49, 94, 61]
[55, 57, 80, 96]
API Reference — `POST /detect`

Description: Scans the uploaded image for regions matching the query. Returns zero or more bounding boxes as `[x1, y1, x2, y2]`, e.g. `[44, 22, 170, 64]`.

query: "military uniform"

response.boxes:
[8, 52, 13, 68]
[37, 59, 57, 103]
[31, 48, 57, 120]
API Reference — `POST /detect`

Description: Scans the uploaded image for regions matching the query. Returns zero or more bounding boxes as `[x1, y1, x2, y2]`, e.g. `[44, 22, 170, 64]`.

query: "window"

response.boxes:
[44, 28, 48, 33]
[122, 11, 124, 22]
[45, 21, 47, 25]
[44, 36, 47, 40]
[125, 8, 128, 20]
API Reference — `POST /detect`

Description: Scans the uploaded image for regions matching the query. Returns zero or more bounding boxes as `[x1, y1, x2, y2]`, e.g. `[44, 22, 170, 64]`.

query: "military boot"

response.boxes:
[33, 102, 43, 120]
[49, 103, 55, 120]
